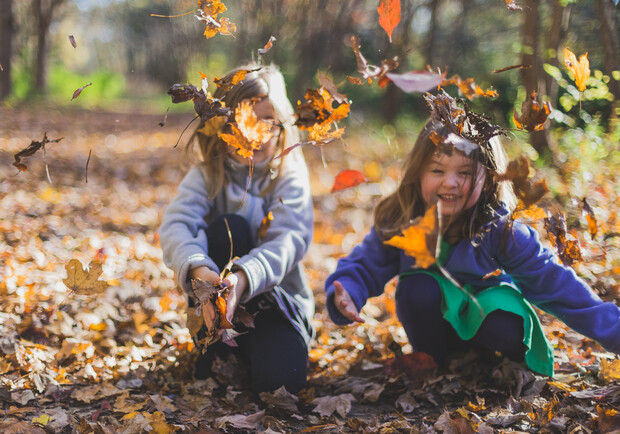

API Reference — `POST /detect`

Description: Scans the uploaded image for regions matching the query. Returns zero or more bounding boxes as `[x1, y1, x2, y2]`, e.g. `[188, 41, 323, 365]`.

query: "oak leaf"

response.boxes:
[384, 204, 437, 269]
[378, 0, 401, 42]
[513, 91, 551, 132]
[564, 48, 590, 92]
[63, 259, 109, 295]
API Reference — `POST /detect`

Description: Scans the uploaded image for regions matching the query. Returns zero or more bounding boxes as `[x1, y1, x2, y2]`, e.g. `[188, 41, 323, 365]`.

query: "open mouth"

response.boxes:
[438, 194, 460, 202]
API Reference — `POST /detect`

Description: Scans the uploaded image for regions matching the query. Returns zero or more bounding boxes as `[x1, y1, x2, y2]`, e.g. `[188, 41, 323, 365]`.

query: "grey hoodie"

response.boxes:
[158, 149, 315, 327]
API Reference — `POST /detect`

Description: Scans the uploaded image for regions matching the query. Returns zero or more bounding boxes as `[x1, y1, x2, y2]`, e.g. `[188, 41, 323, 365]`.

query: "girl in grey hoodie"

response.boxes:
[159, 64, 314, 394]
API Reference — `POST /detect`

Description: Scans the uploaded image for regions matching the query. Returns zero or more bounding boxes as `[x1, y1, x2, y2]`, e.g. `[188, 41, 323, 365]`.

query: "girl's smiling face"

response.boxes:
[420, 151, 485, 217]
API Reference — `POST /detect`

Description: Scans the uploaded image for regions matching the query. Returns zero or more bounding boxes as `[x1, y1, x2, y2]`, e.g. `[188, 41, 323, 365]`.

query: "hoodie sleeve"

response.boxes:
[325, 228, 400, 325]
[158, 167, 219, 294]
[495, 220, 620, 354]
[233, 159, 314, 302]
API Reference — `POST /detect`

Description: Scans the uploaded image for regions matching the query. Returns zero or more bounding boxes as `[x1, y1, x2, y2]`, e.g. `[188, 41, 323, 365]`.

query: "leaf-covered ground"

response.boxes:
[1, 107, 619, 433]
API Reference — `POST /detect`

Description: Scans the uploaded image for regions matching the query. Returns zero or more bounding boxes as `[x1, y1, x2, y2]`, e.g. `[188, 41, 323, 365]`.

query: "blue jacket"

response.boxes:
[325, 208, 620, 354]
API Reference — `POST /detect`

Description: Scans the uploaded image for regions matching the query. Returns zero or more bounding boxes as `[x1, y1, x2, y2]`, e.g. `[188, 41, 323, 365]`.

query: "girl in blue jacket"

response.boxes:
[160, 64, 314, 393]
[325, 105, 620, 376]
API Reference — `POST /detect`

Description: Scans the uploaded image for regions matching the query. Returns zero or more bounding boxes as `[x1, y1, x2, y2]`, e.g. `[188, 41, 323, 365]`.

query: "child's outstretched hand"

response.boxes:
[334, 281, 365, 323]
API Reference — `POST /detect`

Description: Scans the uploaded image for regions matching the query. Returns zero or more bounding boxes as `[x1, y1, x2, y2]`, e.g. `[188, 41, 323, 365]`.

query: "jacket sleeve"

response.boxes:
[495, 220, 620, 354]
[233, 159, 314, 302]
[325, 228, 400, 325]
[158, 167, 219, 294]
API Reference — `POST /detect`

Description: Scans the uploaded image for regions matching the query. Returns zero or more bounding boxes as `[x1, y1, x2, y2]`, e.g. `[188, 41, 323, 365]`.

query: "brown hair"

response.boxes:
[184, 63, 301, 198]
[373, 119, 516, 243]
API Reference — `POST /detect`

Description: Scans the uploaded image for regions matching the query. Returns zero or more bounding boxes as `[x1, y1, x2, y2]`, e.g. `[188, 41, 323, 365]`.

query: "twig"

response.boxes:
[85, 148, 92, 183]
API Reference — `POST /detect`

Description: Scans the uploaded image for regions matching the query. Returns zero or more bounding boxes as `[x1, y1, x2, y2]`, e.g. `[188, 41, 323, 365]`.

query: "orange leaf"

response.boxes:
[378, 0, 401, 42]
[513, 91, 551, 132]
[219, 100, 273, 158]
[257, 211, 274, 240]
[441, 75, 498, 100]
[564, 48, 590, 92]
[295, 87, 350, 129]
[214, 68, 260, 92]
[63, 259, 109, 295]
[331, 169, 368, 192]
[384, 204, 437, 268]
[582, 198, 598, 240]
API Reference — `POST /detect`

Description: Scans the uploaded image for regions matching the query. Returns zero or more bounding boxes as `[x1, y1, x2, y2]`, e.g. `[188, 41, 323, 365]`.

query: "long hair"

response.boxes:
[185, 63, 301, 198]
[374, 119, 516, 243]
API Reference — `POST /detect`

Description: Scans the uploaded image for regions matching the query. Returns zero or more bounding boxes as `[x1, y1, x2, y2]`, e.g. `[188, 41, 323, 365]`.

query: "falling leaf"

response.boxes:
[350, 35, 399, 86]
[257, 211, 274, 240]
[219, 100, 273, 158]
[295, 87, 350, 129]
[385, 70, 446, 93]
[582, 197, 598, 240]
[68, 35, 77, 48]
[377, 0, 401, 42]
[213, 68, 260, 92]
[308, 122, 345, 144]
[196, 0, 236, 39]
[71, 82, 92, 100]
[544, 213, 583, 266]
[168, 83, 231, 122]
[504, 0, 522, 11]
[346, 75, 364, 85]
[442, 75, 498, 100]
[331, 169, 368, 193]
[493, 63, 531, 73]
[564, 48, 590, 92]
[513, 91, 551, 132]
[496, 156, 549, 207]
[513, 201, 547, 221]
[63, 259, 109, 295]
[258, 36, 276, 55]
[13, 133, 63, 172]
[384, 204, 437, 268]
[317, 70, 347, 104]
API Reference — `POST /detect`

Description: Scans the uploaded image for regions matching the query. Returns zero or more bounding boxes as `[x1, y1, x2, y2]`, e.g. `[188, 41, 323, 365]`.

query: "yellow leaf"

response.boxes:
[384, 204, 437, 269]
[600, 358, 620, 382]
[257, 211, 274, 240]
[32, 414, 51, 427]
[219, 100, 272, 158]
[62, 259, 108, 295]
[564, 48, 590, 92]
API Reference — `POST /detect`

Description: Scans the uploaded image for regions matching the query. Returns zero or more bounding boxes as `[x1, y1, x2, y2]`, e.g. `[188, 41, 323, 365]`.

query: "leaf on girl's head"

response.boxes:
[167, 83, 231, 121]
[582, 197, 598, 240]
[257, 211, 273, 240]
[443, 133, 478, 156]
[68, 35, 77, 48]
[441, 75, 498, 100]
[213, 68, 261, 92]
[257, 36, 276, 55]
[331, 169, 368, 193]
[295, 87, 350, 129]
[386, 70, 446, 94]
[378, 0, 401, 42]
[564, 48, 590, 92]
[13, 133, 63, 172]
[63, 259, 109, 295]
[544, 213, 583, 266]
[384, 204, 437, 269]
[513, 91, 551, 132]
[71, 82, 92, 100]
[196, 0, 236, 39]
[219, 100, 273, 158]
[350, 35, 399, 86]
[504, 0, 522, 11]
[318, 70, 347, 104]
[495, 156, 549, 207]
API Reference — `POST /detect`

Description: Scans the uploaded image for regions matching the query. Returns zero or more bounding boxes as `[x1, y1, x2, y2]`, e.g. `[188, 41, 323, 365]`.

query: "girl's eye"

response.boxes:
[459, 171, 472, 176]
[432, 169, 443, 174]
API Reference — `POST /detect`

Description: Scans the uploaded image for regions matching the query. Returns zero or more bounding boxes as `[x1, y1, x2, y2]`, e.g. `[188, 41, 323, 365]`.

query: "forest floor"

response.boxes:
[1, 106, 619, 433]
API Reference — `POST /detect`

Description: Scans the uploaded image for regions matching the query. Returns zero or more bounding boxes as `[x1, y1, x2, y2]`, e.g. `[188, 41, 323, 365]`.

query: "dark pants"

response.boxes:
[194, 214, 308, 394]
[395, 273, 526, 365]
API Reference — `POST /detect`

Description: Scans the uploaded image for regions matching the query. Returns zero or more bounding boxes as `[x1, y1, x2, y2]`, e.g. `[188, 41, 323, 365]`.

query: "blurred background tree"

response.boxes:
[0, 0, 617, 138]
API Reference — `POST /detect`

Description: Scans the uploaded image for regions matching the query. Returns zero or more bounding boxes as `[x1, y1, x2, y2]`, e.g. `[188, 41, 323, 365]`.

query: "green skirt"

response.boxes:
[400, 269, 554, 377]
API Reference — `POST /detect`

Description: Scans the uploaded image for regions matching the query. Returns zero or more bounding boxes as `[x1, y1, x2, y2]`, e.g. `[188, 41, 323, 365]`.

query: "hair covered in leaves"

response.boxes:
[187, 63, 301, 198]
[374, 95, 516, 244]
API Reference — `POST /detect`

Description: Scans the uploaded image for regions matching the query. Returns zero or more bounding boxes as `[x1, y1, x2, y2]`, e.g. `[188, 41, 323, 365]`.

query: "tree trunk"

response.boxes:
[33, 0, 64, 94]
[520, 0, 550, 160]
[542, 0, 571, 106]
[423, 0, 441, 67]
[594, 0, 620, 107]
[0, 0, 13, 99]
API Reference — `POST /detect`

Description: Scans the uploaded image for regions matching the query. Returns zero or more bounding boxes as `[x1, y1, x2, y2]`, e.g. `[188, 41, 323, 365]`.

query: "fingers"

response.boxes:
[333, 281, 365, 323]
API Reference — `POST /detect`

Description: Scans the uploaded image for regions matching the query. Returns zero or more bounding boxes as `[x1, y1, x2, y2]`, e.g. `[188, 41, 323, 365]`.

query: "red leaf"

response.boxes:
[378, 0, 401, 42]
[331, 170, 368, 193]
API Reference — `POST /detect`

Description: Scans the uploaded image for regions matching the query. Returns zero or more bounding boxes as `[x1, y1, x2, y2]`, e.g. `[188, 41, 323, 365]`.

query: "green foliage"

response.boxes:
[47, 66, 126, 107]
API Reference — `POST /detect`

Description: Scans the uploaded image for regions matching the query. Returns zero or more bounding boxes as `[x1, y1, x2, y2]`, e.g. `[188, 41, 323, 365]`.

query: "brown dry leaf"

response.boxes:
[513, 201, 547, 221]
[63, 259, 109, 295]
[384, 204, 437, 269]
[213, 67, 260, 92]
[513, 91, 551, 132]
[13, 133, 63, 172]
[257, 211, 274, 240]
[114, 391, 145, 413]
[495, 156, 549, 207]
[295, 87, 350, 129]
[307, 122, 345, 144]
[564, 48, 590, 92]
[219, 100, 273, 158]
[71, 82, 92, 100]
[196, 0, 236, 39]
[312, 394, 355, 418]
[350, 35, 399, 86]
[544, 213, 583, 266]
[442, 75, 498, 100]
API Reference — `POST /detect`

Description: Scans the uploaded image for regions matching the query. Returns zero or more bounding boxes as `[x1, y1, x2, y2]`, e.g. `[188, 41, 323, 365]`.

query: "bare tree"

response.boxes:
[0, 0, 13, 99]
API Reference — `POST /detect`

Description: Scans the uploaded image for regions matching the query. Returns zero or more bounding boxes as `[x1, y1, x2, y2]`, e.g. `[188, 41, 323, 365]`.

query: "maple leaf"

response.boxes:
[196, 0, 236, 39]
[495, 156, 549, 207]
[543, 213, 583, 266]
[350, 35, 399, 86]
[564, 48, 590, 92]
[513, 91, 551, 132]
[295, 87, 350, 129]
[384, 204, 437, 269]
[378, 0, 401, 42]
[63, 259, 109, 295]
[213, 67, 261, 92]
[71, 82, 92, 100]
[331, 169, 368, 193]
[441, 75, 498, 100]
[385, 70, 446, 94]
[219, 100, 273, 159]
[13, 133, 63, 172]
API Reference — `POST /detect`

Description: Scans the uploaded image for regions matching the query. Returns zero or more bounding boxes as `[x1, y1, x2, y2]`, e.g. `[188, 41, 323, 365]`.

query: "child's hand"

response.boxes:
[222, 270, 249, 324]
[334, 281, 365, 323]
[190, 266, 221, 330]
